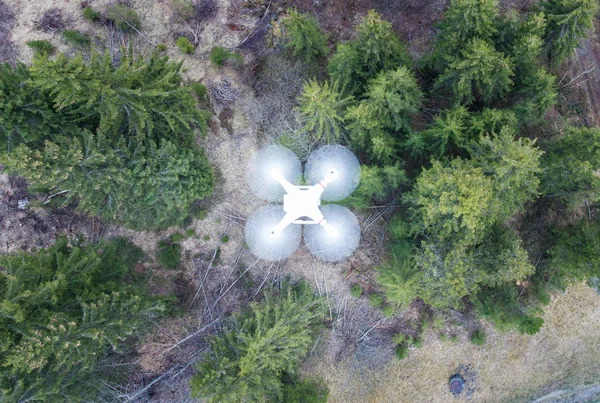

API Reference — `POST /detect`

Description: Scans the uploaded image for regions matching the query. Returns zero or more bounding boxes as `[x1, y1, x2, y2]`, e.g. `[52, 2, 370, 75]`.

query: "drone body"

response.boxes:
[245, 145, 361, 262]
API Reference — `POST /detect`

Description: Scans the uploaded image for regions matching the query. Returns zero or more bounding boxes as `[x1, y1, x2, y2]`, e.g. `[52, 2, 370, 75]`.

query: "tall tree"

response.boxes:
[5, 132, 214, 230]
[189, 283, 323, 403]
[328, 10, 411, 95]
[432, 0, 499, 70]
[435, 38, 514, 105]
[0, 237, 165, 402]
[363, 67, 423, 132]
[542, 0, 599, 67]
[297, 79, 353, 144]
[282, 9, 329, 63]
[540, 125, 600, 208]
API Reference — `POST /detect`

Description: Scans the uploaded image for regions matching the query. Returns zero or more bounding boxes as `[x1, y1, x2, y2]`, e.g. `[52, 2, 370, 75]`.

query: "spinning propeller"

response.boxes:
[245, 145, 361, 262]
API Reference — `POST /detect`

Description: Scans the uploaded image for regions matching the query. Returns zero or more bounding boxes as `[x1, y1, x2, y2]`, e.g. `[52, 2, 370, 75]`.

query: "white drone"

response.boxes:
[245, 145, 361, 262]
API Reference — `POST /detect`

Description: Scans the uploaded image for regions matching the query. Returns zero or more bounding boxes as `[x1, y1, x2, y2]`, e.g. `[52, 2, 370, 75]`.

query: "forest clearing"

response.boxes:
[1, 0, 600, 402]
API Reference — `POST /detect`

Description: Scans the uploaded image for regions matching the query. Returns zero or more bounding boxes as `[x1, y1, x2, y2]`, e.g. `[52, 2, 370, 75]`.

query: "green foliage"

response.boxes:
[191, 82, 207, 99]
[474, 284, 544, 334]
[395, 343, 409, 360]
[540, 126, 600, 208]
[363, 67, 422, 132]
[548, 220, 600, 285]
[512, 67, 557, 124]
[107, 4, 142, 33]
[6, 134, 214, 230]
[221, 235, 230, 243]
[344, 163, 407, 208]
[82, 6, 101, 22]
[350, 283, 363, 298]
[470, 329, 486, 345]
[432, 0, 499, 69]
[407, 106, 471, 158]
[542, 0, 599, 67]
[210, 46, 243, 67]
[176, 36, 195, 54]
[0, 237, 165, 402]
[282, 376, 329, 403]
[26, 40, 55, 55]
[0, 63, 76, 154]
[328, 10, 411, 95]
[62, 29, 91, 48]
[345, 102, 395, 164]
[368, 293, 384, 308]
[169, 0, 196, 20]
[2, 50, 214, 230]
[468, 128, 543, 222]
[189, 282, 323, 402]
[158, 236, 182, 269]
[297, 79, 353, 144]
[377, 255, 420, 307]
[408, 158, 495, 244]
[435, 38, 514, 105]
[283, 9, 328, 62]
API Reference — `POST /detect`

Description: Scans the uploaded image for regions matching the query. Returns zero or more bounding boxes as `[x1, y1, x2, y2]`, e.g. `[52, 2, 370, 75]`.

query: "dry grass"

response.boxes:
[306, 282, 600, 403]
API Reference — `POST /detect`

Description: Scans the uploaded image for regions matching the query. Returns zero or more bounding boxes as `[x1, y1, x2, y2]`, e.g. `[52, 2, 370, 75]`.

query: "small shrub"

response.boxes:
[170, 232, 185, 243]
[107, 5, 142, 33]
[368, 293, 384, 308]
[26, 40, 55, 55]
[156, 43, 167, 52]
[190, 82, 207, 99]
[210, 46, 243, 67]
[203, 235, 210, 241]
[221, 235, 230, 243]
[282, 376, 329, 403]
[518, 316, 544, 335]
[169, 0, 195, 20]
[176, 36, 195, 54]
[471, 329, 486, 345]
[350, 283, 363, 298]
[451, 335, 459, 343]
[395, 343, 409, 360]
[186, 229, 196, 237]
[82, 6, 101, 22]
[62, 29, 91, 48]
[196, 208, 208, 220]
[382, 304, 395, 317]
[158, 238, 182, 269]
[412, 336, 423, 348]
[392, 333, 406, 345]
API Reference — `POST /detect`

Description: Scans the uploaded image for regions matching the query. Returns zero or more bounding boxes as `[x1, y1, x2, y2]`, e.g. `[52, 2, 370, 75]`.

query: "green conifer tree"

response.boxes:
[283, 9, 328, 62]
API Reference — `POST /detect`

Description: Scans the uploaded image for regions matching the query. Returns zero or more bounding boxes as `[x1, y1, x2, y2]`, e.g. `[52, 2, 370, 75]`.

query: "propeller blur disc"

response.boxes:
[244, 204, 301, 261]
[303, 204, 360, 262]
[247, 145, 302, 202]
[305, 145, 361, 201]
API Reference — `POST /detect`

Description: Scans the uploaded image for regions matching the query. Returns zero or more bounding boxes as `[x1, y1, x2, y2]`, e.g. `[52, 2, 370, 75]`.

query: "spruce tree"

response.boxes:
[0, 237, 165, 402]
[328, 10, 411, 95]
[283, 9, 328, 63]
[297, 79, 353, 144]
[189, 283, 323, 403]
[542, 0, 599, 67]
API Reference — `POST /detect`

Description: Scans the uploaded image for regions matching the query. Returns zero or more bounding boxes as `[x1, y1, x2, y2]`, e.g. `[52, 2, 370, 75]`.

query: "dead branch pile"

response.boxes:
[209, 78, 238, 105]
[36, 8, 67, 32]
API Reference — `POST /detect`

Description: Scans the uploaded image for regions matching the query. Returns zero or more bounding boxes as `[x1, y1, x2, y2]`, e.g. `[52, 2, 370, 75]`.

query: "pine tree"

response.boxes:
[189, 283, 323, 403]
[283, 9, 328, 63]
[345, 102, 397, 164]
[542, 0, 599, 67]
[297, 79, 353, 144]
[432, 0, 499, 70]
[328, 10, 411, 95]
[5, 132, 214, 230]
[363, 67, 423, 132]
[435, 38, 514, 105]
[0, 237, 165, 402]
[540, 125, 600, 208]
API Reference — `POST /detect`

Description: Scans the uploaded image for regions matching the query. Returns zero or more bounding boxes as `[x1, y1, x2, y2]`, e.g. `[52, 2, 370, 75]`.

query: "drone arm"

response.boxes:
[269, 212, 297, 237]
[271, 170, 297, 195]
